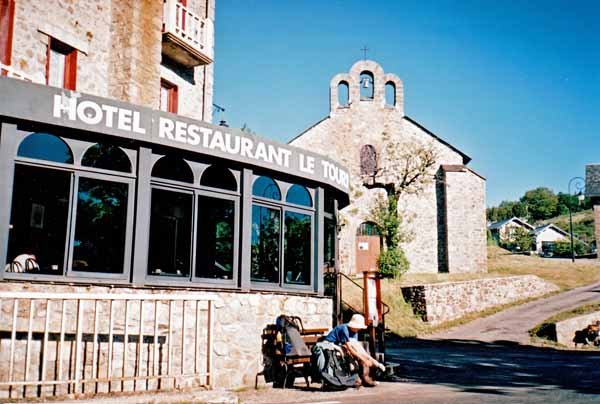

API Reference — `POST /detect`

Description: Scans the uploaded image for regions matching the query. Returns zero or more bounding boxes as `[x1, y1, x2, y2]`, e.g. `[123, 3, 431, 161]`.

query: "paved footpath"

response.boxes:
[429, 280, 600, 343]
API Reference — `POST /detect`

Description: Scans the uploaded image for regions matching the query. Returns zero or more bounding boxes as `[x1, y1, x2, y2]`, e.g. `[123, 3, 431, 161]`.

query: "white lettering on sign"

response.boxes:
[157, 116, 295, 170]
[53, 94, 146, 134]
[51, 94, 349, 191]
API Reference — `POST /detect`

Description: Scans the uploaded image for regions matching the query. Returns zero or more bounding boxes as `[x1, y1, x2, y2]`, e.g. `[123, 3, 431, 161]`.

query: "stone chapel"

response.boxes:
[290, 60, 487, 274]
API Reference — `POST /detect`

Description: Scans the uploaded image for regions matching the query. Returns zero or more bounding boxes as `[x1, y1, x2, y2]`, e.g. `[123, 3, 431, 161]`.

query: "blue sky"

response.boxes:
[213, 0, 599, 206]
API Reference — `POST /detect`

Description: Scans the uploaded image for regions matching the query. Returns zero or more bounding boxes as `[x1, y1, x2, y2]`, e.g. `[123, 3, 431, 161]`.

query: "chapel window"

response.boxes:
[337, 81, 349, 107]
[360, 144, 377, 177]
[385, 81, 396, 106]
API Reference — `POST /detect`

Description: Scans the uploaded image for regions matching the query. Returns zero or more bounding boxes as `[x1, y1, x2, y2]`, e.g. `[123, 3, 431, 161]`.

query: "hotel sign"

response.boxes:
[0, 79, 349, 192]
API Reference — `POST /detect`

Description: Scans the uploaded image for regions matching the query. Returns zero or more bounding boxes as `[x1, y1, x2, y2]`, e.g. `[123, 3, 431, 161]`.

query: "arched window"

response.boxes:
[357, 222, 380, 236]
[17, 133, 74, 164]
[286, 184, 312, 207]
[151, 156, 194, 183]
[337, 81, 349, 107]
[252, 176, 281, 200]
[385, 82, 396, 106]
[360, 145, 377, 176]
[200, 165, 237, 191]
[360, 71, 374, 100]
[82, 144, 132, 173]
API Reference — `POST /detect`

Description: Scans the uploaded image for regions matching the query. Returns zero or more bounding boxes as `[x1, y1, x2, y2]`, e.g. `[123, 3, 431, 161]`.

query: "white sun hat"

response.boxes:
[347, 313, 368, 330]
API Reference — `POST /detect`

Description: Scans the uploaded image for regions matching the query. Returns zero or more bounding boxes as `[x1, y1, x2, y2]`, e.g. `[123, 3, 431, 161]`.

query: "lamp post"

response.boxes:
[568, 177, 585, 263]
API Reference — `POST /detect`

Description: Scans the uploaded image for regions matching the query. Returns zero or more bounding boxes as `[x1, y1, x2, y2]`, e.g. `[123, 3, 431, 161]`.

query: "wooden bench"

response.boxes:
[256, 317, 328, 389]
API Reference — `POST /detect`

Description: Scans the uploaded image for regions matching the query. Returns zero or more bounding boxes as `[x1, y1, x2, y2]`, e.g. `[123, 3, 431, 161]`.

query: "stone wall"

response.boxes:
[0, 281, 332, 398]
[290, 60, 487, 274]
[401, 275, 559, 324]
[9, 0, 214, 122]
[11, 0, 113, 95]
[556, 311, 600, 347]
[443, 167, 487, 273]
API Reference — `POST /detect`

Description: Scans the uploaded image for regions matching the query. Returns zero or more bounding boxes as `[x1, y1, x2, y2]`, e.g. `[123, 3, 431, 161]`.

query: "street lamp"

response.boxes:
[568, 177, 585, 263]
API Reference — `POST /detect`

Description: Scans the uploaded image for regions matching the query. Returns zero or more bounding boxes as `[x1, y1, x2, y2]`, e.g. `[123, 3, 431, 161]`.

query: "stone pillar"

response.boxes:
[239, 168, 253, 291]
[0, 123, 18, 278]
[132, 147, 152, 283]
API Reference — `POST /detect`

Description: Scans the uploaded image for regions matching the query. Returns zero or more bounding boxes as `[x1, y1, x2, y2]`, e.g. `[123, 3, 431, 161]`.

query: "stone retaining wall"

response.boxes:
[401, 275, 559, 324]
[556, 311, 600, 347]
[0, 282, 332, 398]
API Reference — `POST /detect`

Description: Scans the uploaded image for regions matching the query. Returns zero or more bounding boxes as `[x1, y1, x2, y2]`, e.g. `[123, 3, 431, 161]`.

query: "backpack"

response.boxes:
[311, 343, 359, 390]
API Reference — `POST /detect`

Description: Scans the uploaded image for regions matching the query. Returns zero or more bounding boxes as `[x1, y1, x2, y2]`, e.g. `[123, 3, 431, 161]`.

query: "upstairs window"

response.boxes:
[160, 79, 178, 114]
[0, 0, 15, 66]
[46, 38, 77, 90]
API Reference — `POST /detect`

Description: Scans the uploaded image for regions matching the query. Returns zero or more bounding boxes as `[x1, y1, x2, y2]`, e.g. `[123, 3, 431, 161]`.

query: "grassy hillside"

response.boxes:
[347, 246, 600, 337]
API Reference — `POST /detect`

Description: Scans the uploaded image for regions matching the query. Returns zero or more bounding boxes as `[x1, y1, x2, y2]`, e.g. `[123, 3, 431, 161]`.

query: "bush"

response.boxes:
[552, 240, 587, 257]
[377, 248, 409, 279]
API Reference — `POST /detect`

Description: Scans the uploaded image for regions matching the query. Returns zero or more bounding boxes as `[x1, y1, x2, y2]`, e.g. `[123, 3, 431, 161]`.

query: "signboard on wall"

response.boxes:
[0, 78, 350, 193]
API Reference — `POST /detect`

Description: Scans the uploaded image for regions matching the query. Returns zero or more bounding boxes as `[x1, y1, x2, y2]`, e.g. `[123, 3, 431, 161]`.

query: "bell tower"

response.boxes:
[328, 60, 404, 116]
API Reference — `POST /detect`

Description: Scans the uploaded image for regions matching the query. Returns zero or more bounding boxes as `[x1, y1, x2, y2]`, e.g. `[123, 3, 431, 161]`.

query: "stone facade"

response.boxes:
[555, 311, 600, 347]
[290, 60, 487, 274]
[8, 0, 214, 122]
[401, 275, 559, 324]
[0, 281, 333, 397]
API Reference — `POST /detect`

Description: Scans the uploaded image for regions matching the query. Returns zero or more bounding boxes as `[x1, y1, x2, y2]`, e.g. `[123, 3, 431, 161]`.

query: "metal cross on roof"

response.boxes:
[361, 45, 369, 60]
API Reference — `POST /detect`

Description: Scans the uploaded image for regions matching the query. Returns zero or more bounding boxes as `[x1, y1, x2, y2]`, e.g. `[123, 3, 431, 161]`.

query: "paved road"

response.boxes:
[239, 282, 600, 403]
[239, 339, 600, 403]
[429, 281, 600, 343]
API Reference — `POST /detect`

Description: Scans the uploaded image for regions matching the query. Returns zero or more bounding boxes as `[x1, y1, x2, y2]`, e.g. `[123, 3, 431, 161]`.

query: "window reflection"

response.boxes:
[286, 184, 312, 207]
[72, 178, 128, 274]
[252, 176, 281, 200]
[251, 205, 280, 283]
[148, 189, 192, 277]
[284, 212, 311, 285]
[196, 196, 235, 279]
[17, 133, 74, 164]
[152, 156, 194, 183]
[82, 144, 132, 173]
[200, 165, 237, 191]
[6, 165, 70, 274]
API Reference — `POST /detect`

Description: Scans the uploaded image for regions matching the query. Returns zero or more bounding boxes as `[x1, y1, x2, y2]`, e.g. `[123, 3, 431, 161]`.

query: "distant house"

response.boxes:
[531, 224, 570, 254]
[488, 217, 534, 245]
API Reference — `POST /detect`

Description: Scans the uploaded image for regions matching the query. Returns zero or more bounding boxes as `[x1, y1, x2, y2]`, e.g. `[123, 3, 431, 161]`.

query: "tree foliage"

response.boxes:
[487, 187, 591, 223]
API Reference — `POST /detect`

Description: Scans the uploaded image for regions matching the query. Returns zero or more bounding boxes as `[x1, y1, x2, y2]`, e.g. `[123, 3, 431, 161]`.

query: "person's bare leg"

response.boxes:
[345, 341, 385, 371]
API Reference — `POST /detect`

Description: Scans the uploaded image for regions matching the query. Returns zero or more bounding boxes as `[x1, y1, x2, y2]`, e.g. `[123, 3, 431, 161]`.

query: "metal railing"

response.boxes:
[0, 292, 214, 399]
[163, 0, 213, 59]
[0, 63, 41, 83]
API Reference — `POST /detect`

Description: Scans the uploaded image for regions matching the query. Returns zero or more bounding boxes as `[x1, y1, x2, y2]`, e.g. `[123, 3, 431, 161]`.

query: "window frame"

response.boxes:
[46, 37, 77, 90]
[250, 176, 315, 292]
[160, 78, 179, 114]
[4, 131, 137, 283]
[145, 158, 240, 288]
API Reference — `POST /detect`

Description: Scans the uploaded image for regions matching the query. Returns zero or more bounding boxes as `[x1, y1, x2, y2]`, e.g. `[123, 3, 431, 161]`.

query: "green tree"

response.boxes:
[520, 187, 558, 221]
[511, 201, 528, 219]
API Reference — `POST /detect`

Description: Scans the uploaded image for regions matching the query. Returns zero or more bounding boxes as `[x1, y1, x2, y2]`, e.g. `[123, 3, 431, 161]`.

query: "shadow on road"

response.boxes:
[386, 337, 600, 396]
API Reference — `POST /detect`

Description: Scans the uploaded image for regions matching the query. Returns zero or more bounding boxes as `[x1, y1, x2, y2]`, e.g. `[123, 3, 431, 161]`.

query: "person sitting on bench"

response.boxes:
[323, 314, 385, 386]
